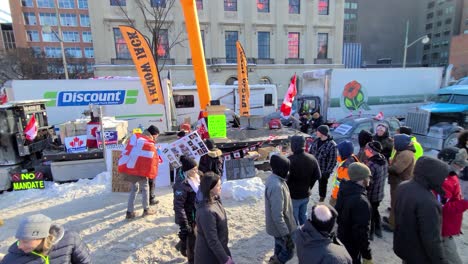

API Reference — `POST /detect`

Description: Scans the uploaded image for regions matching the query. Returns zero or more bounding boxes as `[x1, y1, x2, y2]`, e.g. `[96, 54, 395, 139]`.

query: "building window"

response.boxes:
[113, 28, 131, 59]
[82, 31, 92, 42]
[225, 31, 238, 63]
[288, 32, 300, 58]
[289, 0, 300, 14]
[258, 32, 270, 59]
[224, 0, 237, 11]
[428, 1, 435, 8]
[58, 0, 75, 8]
[151, 0, 166, 8]
[78, 0, 88, 9]
[86, 63, 94, 72]
[45, 47, 61, 58]
[42, 31, 59, 42]
[22, 0, 34, 7]
[60, 14, 77, 26]
[174, 95, 195, 108]
[31, 47, 42, 57]
[318, 0, 329, 15]
[445, 18, 452, 25]
[257, 0, 269, 13]
[200, 30, 205, 52]
[84, 47, 94, 58]
[26, 30, 39, 42]
[24, 12, 37, 25]
[427, 13, 433, 19]
[196, 0, 203, 10]
[317, 33, 328, 59]
[37, 0, 55, 8]
[62, 31, 79, 42]
[39, 13, 57, 26]
[425, 23, 433, 30]
[157, 29, 169, 58]
[444, 30, 450, 36]
[351, 3, 357, 9]
[65, 47, 82, 58]
[110, 0, 126, 6]
[80, 14, 90, 27]
[437, 21, 442, 27]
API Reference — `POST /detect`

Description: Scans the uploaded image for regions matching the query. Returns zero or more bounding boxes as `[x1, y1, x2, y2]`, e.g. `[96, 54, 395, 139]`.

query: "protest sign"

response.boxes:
[161, 131, 208, 169]
[208, 115, 227, 138]
[11, 171, 45, 191]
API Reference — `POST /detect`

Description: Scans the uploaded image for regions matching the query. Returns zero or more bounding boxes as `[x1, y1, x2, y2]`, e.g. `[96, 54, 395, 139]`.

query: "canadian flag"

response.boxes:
[374, 111, 384, 121]
[24, 115, 38, 141]
[280, 74, 297, 118]
[196, 111, 209, 140]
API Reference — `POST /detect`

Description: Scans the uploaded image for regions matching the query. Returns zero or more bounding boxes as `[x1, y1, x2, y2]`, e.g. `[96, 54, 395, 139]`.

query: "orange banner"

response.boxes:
[119, 25, 164, 105]
[236, 41, 250, 117]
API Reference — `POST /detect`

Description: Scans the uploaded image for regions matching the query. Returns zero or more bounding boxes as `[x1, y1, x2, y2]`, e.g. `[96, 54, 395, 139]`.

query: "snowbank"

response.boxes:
[221, 177, 265, 201]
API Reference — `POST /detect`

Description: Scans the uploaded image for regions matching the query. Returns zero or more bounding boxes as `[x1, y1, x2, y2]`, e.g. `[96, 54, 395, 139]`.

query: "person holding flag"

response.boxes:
[119, 125, 160, 219]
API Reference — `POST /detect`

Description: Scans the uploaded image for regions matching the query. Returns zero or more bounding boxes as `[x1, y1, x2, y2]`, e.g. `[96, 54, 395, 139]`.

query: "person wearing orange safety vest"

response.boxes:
[330, 140, 359, 206]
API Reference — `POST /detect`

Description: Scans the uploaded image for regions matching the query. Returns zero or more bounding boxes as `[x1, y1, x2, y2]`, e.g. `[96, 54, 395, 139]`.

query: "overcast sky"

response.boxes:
[0, 1, 12, 23]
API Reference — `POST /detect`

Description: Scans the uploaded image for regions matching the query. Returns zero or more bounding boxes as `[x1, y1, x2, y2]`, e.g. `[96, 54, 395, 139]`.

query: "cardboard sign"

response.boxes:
[96, 130, 118, 148]
[11, 172, 45, 191]
[224, 158, 256, 181]
[64, 135, 88, 153]
[208, 115, 227, 138]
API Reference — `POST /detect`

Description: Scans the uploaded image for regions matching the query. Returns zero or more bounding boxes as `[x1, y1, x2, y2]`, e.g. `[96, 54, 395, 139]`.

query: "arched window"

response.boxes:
[260, 76, 272, 84]
[225, 77, 238, 85]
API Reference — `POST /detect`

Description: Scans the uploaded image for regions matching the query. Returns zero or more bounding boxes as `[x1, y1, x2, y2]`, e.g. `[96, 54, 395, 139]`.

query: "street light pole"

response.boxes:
[54, 0, 69, 79]
[403, 20, 430, 68]
[403, 20, 409, 68]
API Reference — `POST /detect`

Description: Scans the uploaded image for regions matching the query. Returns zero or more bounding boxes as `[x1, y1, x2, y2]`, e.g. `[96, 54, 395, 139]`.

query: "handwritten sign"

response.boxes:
[208, 115, 227, 138]
[224, 159, 256, 181]
[11, 172, 45, 191]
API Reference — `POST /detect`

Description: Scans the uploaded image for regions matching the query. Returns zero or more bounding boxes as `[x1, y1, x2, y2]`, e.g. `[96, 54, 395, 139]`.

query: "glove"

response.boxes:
[225, 256, 235, 264]
[362, 258, 373, 264]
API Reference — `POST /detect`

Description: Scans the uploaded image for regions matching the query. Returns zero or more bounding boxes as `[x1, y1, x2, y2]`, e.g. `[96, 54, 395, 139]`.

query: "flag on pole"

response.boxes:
[196, 111, 209, 139]
[374, 111, 384, 120]
[24, 115, 38, 141]
[280, 74, 297, 118]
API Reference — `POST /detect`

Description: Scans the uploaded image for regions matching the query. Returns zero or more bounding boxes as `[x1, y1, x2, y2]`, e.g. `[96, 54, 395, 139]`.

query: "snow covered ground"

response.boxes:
[0, 169, 467, 264]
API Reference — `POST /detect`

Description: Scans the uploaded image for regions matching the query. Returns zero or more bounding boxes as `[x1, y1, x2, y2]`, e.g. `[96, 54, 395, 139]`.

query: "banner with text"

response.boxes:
[236, 41, 250, 116]
[119, 25, 164, 105]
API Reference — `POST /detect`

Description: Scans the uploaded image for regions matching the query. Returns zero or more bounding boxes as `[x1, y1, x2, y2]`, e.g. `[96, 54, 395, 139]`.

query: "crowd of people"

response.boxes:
[1, 124, 467, 264]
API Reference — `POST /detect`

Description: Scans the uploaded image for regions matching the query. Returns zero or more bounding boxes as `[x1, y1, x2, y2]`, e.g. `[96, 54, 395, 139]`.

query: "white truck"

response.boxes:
[2, 79, 278, 132]
[296, 68, 444, 123]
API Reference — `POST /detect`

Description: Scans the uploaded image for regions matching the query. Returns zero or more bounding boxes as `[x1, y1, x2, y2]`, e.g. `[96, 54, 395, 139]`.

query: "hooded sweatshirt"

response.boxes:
[393, 156, 450, 264]
[287, 136, 321, 199]
[388, 134, 415, 185]
[2, 224, 92, 264]
[294, 220, 352, 264]
[265, 155, 297, 238]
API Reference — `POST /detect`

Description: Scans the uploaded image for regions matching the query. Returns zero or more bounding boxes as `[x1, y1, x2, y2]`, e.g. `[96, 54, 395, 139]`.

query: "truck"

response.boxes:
[405, 83, 467, 150]
[294, 68, 444, 124]
[2, 79, 278, 132]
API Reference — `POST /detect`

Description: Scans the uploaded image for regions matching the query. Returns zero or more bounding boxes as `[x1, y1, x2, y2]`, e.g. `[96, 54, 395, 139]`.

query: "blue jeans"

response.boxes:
[274, 236, 294, 263]
[292, 197, 309, 226]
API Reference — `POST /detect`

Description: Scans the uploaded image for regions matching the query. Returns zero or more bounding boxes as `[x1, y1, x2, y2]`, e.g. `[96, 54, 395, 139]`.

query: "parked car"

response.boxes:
[330, 116, 401, 153]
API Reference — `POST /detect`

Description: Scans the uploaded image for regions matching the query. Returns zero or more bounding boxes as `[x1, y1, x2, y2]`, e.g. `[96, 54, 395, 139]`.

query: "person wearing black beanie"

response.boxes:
[173, 155, 200, 263]
[265, 154, 297, 264]
[294, 204, 352, 264]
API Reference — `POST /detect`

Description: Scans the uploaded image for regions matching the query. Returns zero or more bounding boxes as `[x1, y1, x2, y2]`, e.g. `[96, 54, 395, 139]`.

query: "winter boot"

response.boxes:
[126, 211, 136, 220]
[142, 208, 156, 217]
[268, 255, 283, 264]
[149, 199, 160, 205]
[375, 227, 383, 238]
[175, 239, 187, 257]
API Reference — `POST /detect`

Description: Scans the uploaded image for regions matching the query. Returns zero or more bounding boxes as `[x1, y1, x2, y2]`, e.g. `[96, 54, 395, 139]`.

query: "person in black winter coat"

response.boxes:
[1, 214, 91, 264]
[294, 203, 352, 264]
[335, 163, 373, 264]
[393, 156, 450, 264]
[198, 139, 224, 176]
[309, 125, 337, 202]
[287, 135, 321, 226]
[310, 112, 324, 132]
[357, 130, 373, 163]
[363, 142, 388, 240]
[173, 155, 200, 263]
[372, 124, 393, 162]
[195, 172, 234, 264]
[456, 130, 468, 181]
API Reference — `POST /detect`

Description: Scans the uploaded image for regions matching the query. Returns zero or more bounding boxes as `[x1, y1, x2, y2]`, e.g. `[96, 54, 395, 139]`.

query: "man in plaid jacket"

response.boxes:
[309, 125, 337, 202]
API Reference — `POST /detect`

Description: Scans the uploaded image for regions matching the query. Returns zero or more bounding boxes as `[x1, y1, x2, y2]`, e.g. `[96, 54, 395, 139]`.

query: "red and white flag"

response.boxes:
[374, 111, 384, 121]
[280, 74, 297, 118]
[196, 111, 209, 140]
[24, 115, 38, 141]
